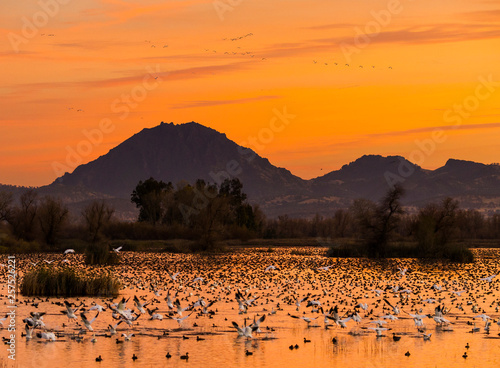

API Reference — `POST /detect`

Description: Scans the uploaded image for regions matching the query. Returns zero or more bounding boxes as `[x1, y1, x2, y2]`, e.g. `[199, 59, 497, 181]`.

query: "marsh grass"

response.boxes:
[85, 242, 119, 265]
[21, 267, 120, 297]
[163, 240, 194, 253]
[0, 236, 41, 254]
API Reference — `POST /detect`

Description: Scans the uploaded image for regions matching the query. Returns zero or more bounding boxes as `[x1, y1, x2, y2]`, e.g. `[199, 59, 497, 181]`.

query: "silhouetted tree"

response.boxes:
[415, 197, 459, 251]
[349, 198, 377, 240]
[373, 184, 405, 256]
[131, 178, 173, 225]
[333, 209, 350, 238]
[192, 181, 229, 250]
[456, 209, 484, 240]
[351, 185, 405, 257]
[0, 190, 13, 222]
[82, 200, 114, 243]
[8, 190, 38, 241]
[219, 178, 253, 228]
[37, 196, 68, 245]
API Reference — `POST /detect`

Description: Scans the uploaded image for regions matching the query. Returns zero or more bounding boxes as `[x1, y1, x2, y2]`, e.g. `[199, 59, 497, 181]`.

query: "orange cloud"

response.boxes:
[172, 95, 281, 109]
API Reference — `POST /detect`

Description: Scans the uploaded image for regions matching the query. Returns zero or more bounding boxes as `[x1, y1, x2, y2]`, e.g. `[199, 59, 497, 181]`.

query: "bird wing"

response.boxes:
[232, 321, 242, 333]
[90, 312, 99, 324]
[383, 299, 395, 309]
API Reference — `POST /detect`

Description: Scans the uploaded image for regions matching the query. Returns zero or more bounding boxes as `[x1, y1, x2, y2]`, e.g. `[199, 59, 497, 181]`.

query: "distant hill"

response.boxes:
[53, 122, 307, 200]
[288, 155, 500, 217]
[1, 122, 499, 219]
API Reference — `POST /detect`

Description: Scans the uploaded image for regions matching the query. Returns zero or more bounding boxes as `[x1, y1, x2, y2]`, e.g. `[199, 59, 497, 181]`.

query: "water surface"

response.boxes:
[1, 248, 500, 368]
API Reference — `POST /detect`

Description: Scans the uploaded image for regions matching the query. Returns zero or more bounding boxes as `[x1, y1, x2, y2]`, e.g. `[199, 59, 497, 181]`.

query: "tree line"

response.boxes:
[0, 179, 499, 255]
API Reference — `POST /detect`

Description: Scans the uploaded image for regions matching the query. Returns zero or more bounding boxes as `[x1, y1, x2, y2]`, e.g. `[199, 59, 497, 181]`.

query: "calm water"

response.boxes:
[1, 248, 500, 368]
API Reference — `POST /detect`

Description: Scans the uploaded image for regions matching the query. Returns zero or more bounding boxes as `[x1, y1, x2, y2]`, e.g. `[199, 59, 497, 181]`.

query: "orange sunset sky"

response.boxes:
[1, 0, 500, 187]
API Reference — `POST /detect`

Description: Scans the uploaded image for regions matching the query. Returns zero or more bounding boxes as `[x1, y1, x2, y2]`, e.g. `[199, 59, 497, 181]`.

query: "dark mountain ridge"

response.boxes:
[54, 122, 307, 200]
[2, 122, 499, 219]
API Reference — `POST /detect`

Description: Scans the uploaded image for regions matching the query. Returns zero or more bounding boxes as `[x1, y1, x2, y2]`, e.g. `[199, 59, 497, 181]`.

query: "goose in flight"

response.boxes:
[36, 331, 56, 341]
[165, 290, 176, 309]
[295, 295, 309, 311]
[174, 298, 192, 316]
[0, 314, 9, 327]
[192, 297, 206, 309]
[192, 276, 204, 284]
[290, 315, 319, 327]
[133, 295, 151, 314]
[115, 312, 141, 326]
[23, 314, 45, 329]
[25, 324, 34, 340]
[62, 301, 79, 320]
[473, 313, 491, 322]
[319, 307, 332, 327]
[368, 325, 388, 337]
[108, 321, 123, 335]
[318, 265, 333, 271]
[334, 316, 352, 328]
[358, 303, 368, 310]
[406, 312, 427, 328]
[64, 249, 75, 254]
[479, 274, 497, 283]
[110, 297, 131, 319]
[170, 312, 193, 326]
[235, 290, 259, 313]
[349, 311, 362, 323]
[232, 319, 259, 338]
[146, 307, 163, 320]
[113, 246, 122, 253]
[89, 304, 107, 312]
[306, 300, 322, 308]
[80, 312, 99, 331]
[429, 314, 450, 326]
[380, 314, 398, 321]
[201, 300, 216, 314]
[121, 333, 134, 341]
[168, 272, 180, 282]
[250, 314, 266, 333]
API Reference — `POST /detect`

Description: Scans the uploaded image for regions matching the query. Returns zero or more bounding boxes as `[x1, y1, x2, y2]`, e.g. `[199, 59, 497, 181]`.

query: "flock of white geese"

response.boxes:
[2, 247, 500, 364]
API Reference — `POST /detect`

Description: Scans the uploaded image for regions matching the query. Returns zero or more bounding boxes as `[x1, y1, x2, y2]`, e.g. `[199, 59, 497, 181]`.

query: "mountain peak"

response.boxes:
[52, 121, 305, 199]
[443, 158, 486, 169]
[336, 154, 419, 176]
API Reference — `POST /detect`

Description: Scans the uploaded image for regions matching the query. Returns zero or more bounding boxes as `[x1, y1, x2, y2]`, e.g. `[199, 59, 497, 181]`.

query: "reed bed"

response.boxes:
[21, 267, 120, 297]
